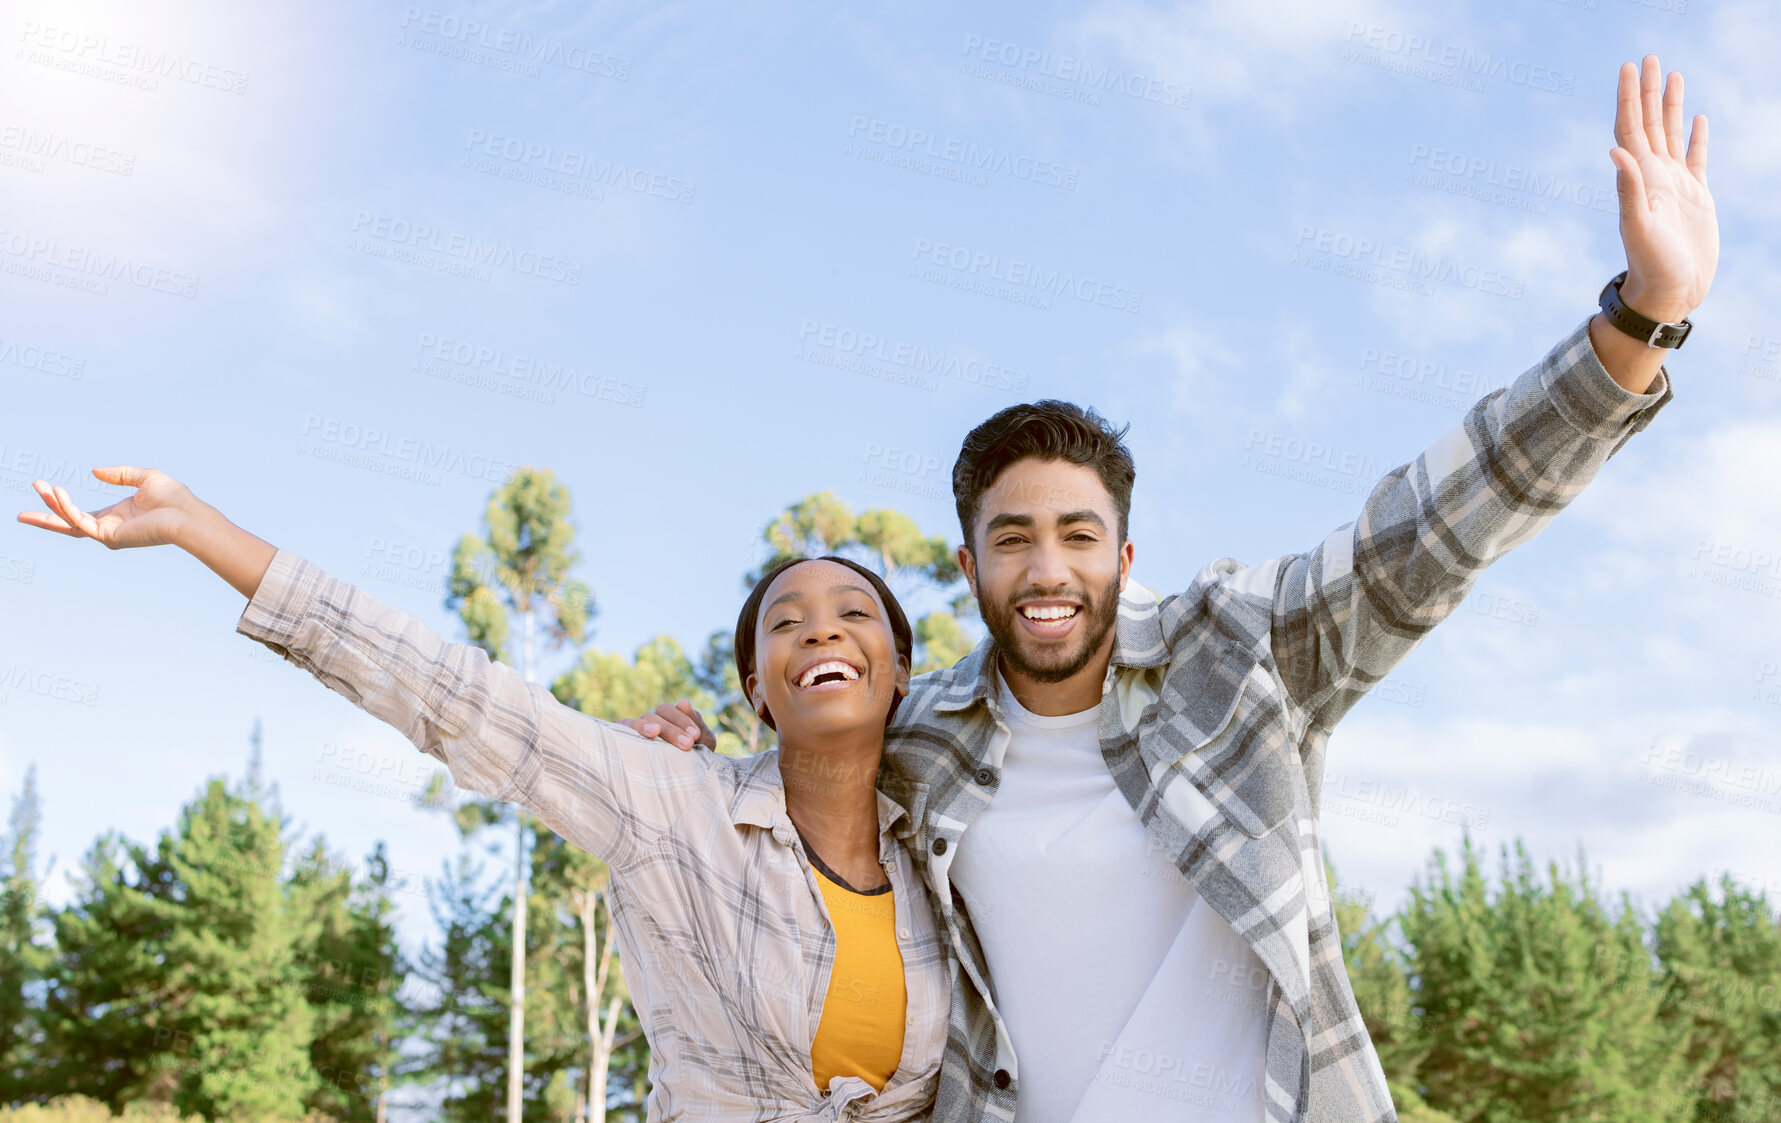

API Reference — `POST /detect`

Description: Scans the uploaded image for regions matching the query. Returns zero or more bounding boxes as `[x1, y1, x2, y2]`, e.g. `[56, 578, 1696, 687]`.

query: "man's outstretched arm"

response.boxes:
[1267, 54, 1716, 733]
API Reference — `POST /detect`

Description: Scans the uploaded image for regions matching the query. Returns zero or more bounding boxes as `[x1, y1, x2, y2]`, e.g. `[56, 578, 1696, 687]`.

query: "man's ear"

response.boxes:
[956, 543, 978, 599]
[1118, 538, 1134, 592]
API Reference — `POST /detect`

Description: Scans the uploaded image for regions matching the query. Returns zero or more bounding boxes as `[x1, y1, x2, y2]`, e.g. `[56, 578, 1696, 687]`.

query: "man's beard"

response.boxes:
[981, 570, 1122, 685]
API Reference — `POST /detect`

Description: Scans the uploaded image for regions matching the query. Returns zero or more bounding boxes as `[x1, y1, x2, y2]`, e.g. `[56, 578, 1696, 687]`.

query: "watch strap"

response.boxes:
[1598, 271, 1692, 349]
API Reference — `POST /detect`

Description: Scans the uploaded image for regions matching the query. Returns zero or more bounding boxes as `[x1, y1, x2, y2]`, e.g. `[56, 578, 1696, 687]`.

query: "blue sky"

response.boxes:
[4, 0, 1780, 966]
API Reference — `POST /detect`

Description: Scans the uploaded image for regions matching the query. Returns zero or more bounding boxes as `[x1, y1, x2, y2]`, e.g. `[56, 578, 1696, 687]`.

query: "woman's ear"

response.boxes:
[895, 652, 912, 698]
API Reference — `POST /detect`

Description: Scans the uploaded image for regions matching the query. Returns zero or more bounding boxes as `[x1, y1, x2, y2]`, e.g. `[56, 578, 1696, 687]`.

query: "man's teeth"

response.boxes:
[797, 660, 861, 688]
[1020, 605, 1079, 621]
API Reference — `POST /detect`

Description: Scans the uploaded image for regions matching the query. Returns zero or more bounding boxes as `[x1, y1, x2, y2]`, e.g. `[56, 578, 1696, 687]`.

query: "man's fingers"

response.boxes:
[1640, 55, 1666, 156]
[1611, 147, 1647, 224]
[666, 699, 717, 750]
[675, 698, 714, 737]
[1614, 61, 1648, 158]
[1661, 69, 1685, 162]
[1685, 113, 1708, 183]
[652, 703, 703, 750]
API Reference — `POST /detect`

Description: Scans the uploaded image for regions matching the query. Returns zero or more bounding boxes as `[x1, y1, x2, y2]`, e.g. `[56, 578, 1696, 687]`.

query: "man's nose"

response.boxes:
[1026, 540, 1073, 587]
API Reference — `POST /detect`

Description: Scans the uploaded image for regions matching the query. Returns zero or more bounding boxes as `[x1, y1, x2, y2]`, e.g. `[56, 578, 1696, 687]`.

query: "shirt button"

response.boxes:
[973, 767, 994, 786]
[931, 837, 948, 855]
[993, 1069, 1011, 1090]
[898, 927, 912, 941]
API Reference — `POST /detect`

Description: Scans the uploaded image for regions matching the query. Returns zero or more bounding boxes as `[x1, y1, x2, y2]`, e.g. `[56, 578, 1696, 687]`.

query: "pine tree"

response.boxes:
[0, 766, 51, 1105]
[1652, 873, 1781, 1122]
[1398, 833, 1692, 1123]
[288, 839, 406, 1122]
[405, 854, 512, 1123]
[41, 774, 316, 1118]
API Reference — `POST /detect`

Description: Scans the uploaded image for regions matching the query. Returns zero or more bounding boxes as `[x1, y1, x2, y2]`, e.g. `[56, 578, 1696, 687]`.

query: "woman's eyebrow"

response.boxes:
[765, 583, 875, 613]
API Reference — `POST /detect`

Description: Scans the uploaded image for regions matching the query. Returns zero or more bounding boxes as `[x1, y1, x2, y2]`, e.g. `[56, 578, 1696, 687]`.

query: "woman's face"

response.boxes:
[747, 559, 910, 748]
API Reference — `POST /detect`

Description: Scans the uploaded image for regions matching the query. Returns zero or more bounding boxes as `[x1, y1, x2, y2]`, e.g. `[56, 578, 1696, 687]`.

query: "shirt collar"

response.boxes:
[728, 749, 912, 846]
[931, 577, 1169, 715]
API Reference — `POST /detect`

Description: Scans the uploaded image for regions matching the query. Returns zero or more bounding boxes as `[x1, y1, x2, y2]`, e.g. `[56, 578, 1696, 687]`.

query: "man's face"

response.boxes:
[958, 457, 1133, 686]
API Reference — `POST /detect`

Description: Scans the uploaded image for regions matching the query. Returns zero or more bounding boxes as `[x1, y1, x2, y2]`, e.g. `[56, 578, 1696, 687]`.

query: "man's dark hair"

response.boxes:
[734, 555, 914, 732]
[952, 399, 1136, 550]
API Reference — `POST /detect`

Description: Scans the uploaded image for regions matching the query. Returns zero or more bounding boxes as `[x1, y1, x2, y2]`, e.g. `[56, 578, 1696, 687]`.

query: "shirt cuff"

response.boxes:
[1538, 314, 1674, 458]
[236, 546, 328, 650]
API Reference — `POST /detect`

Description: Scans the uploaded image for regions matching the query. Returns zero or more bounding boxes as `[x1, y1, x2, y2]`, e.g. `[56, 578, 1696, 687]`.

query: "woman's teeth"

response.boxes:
[796, 660, 861, 688]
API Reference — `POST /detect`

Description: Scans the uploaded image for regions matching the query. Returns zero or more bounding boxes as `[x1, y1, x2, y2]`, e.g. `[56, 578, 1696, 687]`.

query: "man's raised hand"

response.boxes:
[620, 699, 717, 752]
[1610, 54, 1717, 324]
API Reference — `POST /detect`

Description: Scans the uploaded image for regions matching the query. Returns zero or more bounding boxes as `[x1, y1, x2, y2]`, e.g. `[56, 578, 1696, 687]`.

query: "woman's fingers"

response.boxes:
[17, 482, 80, 537]
[51, 485, 101, 540]
[93, 464, 149, 487]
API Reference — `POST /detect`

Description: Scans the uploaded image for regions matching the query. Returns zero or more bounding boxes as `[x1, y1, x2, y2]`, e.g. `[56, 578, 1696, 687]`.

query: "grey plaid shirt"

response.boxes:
[877, 315, 1672, 1123]
[236, 554, 952, 1122]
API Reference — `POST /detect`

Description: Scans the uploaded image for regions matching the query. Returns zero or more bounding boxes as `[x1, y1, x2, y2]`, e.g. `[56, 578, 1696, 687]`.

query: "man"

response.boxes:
[629, 55, 1716, 1122]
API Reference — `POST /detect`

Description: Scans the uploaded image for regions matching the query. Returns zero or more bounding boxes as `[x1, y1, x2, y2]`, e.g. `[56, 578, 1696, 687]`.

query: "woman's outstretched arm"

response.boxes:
[18, 467, 275, 598]
[17, 465, 710, 868]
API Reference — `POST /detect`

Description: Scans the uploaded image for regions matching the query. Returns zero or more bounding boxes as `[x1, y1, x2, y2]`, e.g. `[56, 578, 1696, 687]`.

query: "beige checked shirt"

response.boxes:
[236, 550, 951, 1122]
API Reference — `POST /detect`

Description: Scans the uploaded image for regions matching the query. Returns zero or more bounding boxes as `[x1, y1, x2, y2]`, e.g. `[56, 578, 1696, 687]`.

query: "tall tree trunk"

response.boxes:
[508, 815, 527, 1121]
[578, 889, 623, 1123]
[509, 608, 537, 1122]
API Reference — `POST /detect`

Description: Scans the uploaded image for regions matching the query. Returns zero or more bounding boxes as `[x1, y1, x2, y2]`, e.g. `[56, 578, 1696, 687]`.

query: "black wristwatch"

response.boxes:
[1598, 271, 1692, 349]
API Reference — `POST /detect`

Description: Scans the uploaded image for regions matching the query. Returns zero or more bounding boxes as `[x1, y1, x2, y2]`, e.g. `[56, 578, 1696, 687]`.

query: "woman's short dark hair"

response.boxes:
[951, 399, 1135, 549]
[733, 555, 914, 732]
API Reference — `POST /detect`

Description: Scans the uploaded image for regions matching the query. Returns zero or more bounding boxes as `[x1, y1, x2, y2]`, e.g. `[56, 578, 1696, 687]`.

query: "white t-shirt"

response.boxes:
[947, 668, 1271, 1123]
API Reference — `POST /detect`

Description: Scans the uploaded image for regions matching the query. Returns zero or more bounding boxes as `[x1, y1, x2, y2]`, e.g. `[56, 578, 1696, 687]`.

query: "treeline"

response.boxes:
[3, 469, 1777, 1121]
[1333, 839, 1781, 1122]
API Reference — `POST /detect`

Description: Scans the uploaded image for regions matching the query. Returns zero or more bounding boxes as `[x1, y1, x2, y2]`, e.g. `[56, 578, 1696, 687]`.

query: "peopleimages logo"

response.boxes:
[1344, 24, 1576, 94]
[846, 115, 1078, 190]
[909, 238, 1142, 313]
[16, 22, 250, 94]
[349, 211, 582, 285]
[0, 228, 199, 298]
[1294, 225, 1526, 300]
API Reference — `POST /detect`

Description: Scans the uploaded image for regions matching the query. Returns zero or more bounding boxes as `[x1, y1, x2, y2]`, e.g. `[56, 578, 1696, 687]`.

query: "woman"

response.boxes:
[18, 467, 949, 1122]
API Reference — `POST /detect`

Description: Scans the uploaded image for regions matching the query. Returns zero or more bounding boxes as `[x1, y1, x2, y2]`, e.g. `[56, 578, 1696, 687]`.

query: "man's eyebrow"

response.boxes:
[763, 584, 875, 613]
[1056, 509, 1107, 528]
[983, 510, 1106, 533]
[984, 513, 1036, 533]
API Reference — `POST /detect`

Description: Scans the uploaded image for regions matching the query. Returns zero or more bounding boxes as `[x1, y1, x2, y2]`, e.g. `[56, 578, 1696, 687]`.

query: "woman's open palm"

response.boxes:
[16, 466, 197, 550]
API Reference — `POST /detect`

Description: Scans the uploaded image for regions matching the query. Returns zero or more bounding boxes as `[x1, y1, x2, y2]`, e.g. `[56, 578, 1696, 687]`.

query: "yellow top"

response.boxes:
[809, 859, 908, 1094]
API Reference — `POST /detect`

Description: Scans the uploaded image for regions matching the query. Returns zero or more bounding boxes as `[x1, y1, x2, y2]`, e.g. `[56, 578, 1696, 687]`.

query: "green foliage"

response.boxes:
[1328, 856, 1428, 1091]
[0, 1095, 204, 1121]
[1652, 874, 1781, 1122]
[287, 840, 406, 1122]
[447, 466, 593, 666]
[1371, 834, 1698, 1122]
[403, 855, 512, 1123]
[913, 612, 972, 675]
[552, 637, 713, 727]
[0, 767, 49, 1104]
[40, 776, 316, 1119]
